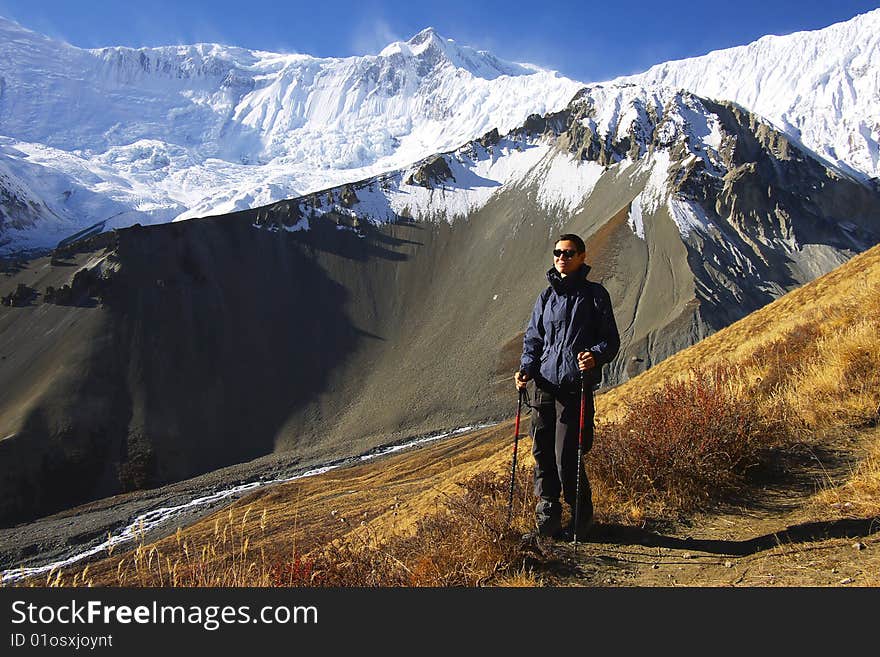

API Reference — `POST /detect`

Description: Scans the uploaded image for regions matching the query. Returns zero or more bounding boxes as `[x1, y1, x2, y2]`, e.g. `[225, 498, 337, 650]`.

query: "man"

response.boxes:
[515, 234, 620, 539]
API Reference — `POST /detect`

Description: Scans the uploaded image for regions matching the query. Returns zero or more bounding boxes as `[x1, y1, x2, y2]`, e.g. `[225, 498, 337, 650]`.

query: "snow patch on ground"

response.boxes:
[627, 193, 646, 239]
[325, 139, 553, 224]
[272, 138, 608, 229]
[639, 150, 671, 214]
[530, 154, 604, 213]
[667, 196, 712, 237]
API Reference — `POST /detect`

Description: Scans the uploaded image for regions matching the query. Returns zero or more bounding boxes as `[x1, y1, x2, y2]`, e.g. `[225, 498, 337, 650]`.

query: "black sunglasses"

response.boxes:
[553, 249, 579, 259]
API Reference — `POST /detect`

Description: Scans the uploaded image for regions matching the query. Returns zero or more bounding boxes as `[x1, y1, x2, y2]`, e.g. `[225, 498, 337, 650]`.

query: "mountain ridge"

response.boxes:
[3, 11, 880, 254]
[0, 16, 581, 254]
[1, 11, 879, 527]
[615, 8, 880, 181]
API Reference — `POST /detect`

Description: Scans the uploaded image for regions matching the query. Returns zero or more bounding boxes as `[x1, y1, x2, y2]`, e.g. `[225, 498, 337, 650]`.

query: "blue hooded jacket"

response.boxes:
[520, 264, 620, 389]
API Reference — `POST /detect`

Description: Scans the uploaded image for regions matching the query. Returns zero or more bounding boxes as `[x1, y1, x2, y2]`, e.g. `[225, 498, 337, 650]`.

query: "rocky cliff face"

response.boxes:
[0, 167, 59, 253]
[558, 86, 876, 321]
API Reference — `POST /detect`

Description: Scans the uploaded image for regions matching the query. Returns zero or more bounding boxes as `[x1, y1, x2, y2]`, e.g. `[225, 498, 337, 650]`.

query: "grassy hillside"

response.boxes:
[19, 243, 880, 587]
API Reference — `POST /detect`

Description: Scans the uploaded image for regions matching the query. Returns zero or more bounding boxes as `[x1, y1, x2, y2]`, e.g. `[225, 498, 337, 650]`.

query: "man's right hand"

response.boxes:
[514, 371, 531, 390]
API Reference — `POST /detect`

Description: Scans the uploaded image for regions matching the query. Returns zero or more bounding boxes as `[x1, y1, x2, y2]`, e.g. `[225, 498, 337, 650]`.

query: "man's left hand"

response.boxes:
[577, 351, 597, 372]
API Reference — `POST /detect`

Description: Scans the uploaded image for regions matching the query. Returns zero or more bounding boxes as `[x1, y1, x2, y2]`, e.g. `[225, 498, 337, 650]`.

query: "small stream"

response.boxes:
[1, 421, 497, 585]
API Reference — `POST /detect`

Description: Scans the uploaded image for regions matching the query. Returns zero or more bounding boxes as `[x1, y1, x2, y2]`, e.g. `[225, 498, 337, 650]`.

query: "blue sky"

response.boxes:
[1, 0, 878, 81]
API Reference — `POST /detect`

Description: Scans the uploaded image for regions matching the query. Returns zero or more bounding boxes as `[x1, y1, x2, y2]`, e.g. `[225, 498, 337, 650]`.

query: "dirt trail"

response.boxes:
[526, 430, 880, 587]
[530, 512, 879, 587]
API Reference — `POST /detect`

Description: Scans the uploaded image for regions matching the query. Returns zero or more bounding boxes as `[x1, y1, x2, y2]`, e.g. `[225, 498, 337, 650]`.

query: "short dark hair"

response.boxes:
[555, 233, 585, 253]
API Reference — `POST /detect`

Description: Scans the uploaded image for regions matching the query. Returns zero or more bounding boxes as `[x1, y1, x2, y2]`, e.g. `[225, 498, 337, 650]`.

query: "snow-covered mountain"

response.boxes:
[615, 9, 880, 182]
[2, 9, 879, 256]
[0, 18, 581, 253]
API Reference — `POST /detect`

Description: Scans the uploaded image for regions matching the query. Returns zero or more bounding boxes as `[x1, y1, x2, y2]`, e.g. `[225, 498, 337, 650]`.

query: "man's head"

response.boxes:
[553, 233, 586, 277]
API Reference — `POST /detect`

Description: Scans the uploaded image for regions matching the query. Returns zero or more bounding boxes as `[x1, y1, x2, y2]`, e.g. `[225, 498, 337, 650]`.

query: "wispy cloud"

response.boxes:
[0, 3, 73, 46]
[349, 17, 402, 56]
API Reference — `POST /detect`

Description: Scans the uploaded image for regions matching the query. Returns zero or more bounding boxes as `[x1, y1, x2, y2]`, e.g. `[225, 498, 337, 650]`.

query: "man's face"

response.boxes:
[553, 240, 586, 277]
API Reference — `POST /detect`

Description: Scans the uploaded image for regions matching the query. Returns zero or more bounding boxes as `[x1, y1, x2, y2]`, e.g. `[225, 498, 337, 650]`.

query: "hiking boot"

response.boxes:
[535, 516, 563, 538]
[559, 513, 594, 542]
[535, 499, 562, 538]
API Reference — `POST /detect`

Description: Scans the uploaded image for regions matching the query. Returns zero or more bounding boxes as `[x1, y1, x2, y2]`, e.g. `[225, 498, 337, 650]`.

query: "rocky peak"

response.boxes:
[380, 27, 447, 59]
[380, 27, 530, 79]
[407, 27, 444, 50]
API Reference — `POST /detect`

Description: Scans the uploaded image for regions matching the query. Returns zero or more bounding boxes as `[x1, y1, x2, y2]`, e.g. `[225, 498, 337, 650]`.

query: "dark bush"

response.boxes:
[589, 366, 782, 515]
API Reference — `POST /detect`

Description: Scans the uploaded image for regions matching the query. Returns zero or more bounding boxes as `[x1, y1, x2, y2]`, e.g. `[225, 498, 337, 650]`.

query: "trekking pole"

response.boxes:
[506, 384, 526, 526]
[572, 371, 587, 550]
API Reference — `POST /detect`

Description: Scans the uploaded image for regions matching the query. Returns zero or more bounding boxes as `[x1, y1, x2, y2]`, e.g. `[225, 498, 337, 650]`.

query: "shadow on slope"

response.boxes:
[589, 517, 880, 557]
[0, 212, 416, 526]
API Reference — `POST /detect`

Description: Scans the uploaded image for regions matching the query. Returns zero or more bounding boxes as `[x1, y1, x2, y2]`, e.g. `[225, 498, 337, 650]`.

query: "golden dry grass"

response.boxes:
[814, 427, 880, 519]
[34, 466, 539, 588]
[587, 243, 880, 521]
[589, 365, 786, 520]
[26, 425, 537, 587]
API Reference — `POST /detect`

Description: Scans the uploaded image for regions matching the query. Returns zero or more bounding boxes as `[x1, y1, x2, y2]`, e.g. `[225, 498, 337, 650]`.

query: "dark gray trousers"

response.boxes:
[531, 381, 594, 518]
